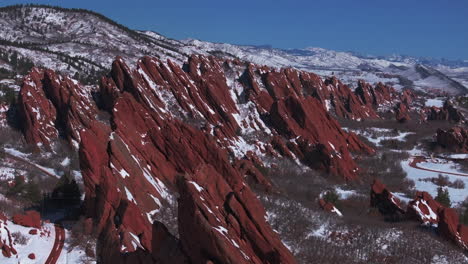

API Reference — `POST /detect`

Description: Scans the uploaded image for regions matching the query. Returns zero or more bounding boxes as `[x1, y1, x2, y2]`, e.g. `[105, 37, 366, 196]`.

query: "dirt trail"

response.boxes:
[409, 156, 468, 177]
[45, 224, 65, 264]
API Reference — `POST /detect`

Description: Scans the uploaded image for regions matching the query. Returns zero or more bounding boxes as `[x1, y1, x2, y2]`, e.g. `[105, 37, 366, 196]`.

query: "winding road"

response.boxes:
[409, 156, 468, 177]
[45, 224, 65, 264]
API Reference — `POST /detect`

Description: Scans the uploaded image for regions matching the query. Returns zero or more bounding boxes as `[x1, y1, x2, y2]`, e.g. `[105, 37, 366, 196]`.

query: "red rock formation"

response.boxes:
[17, 68, 97, 150]
[12, 211, 41, 228]
[438, 208, 468, 250]
[17, 55, 379, 263]
[178, 165, 295, 264]
[395, 102, 411, 123]
[436, 127, 468, 153]
[423, 101, 465, 123]
[355, 81, 396, 108]
[370, 179, 405, 219]
[319, 199, 342, 217]
[407, 192, 443, 226]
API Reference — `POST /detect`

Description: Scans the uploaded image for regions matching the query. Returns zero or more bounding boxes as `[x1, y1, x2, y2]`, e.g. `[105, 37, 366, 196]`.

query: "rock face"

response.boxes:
[12, 211, 41, 228]
[423, 101, 465, 123]
[395, 102, 411, 123]
[438, 208, 468, 250]
[17, 55, 381, 263]
[370, 181, 468, 251]
[407, 191, 442, 225]
[318, 199, 342, 217]
[370, 180, 405, 220]
[178, 167, 294, 263]
[436, 127, 468, 153]
[406, 191, 468, 250]
[17, 68, 96, 150]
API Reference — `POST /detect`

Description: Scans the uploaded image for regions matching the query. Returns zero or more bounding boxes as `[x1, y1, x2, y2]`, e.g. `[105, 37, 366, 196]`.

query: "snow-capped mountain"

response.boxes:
[0, 4, 466, 94]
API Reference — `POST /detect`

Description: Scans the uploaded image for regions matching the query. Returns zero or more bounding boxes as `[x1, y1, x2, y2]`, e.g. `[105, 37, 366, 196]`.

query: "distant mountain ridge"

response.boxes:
[0, 4, 466, 94]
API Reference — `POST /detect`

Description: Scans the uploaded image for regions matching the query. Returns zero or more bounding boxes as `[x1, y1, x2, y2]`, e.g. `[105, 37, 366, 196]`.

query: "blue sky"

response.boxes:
[1, 0, 467, 60]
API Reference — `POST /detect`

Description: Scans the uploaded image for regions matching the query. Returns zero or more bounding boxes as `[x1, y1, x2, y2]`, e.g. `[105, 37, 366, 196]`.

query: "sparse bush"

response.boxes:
[421, 176, 465, 189]
[68, 217, 96, 259]
[6, 175, 42, 205]
[452, 179, 465, 189]
[433, 174, 450, 187]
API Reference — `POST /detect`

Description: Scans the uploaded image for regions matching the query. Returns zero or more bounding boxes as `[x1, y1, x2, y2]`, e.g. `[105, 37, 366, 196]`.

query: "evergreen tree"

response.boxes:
[323, 189, 340, 207]
[52, 172, 81, 206]
[460, 199, 468, 225]
[435, 187, 451, 207]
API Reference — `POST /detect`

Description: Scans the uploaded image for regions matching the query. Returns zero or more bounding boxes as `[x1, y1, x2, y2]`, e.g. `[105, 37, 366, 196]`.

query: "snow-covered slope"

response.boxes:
[0, 5, 191, 81]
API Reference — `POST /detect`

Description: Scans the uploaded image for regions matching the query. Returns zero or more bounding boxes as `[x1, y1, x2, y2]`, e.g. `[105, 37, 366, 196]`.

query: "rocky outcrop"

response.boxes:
[406, 192, 468, 250]
[438, 208, 468, 250]
[355, 80, 396, 108]
[17, 68, 97, 150]
[407, 191, 442, 225]
[436, 127, 468, 153]
[178, 166, 295, 263]
[423, 101, 465, 123]
[12, 210, 41, 228]
[17, 55, 379, 263]
[370, 180, 405, 220]
[319, 199, 342, 217]
[395, 102, 411, 123]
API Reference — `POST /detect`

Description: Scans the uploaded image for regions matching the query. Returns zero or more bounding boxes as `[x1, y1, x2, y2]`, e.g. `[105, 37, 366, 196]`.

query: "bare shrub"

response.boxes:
[452, 179, 466, 189]
[11, 231, 27, 245]
[357, 151, 410, 194]
[420, 175, 466, 189]
[68, 217, 96, 259]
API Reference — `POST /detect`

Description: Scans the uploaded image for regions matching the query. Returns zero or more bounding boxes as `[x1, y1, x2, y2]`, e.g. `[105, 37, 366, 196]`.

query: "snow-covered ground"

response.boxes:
[4, 148, 61, 178]
[56, 229, 96, 264]
[417, 159, 467, 175]
[402, 157, 468, 205]
[344, 127, 414, 146]
[425, 98, 445, 108]
[0, 220, 55, 264]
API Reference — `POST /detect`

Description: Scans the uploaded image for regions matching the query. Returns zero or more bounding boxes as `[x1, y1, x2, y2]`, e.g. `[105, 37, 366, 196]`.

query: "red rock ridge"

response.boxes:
[436, 127, 468, 153]
[370, 179, 405, 219]
[17, 68, 97, 150]
[423, 101, 465, 123]
[17, 54, 380, 263]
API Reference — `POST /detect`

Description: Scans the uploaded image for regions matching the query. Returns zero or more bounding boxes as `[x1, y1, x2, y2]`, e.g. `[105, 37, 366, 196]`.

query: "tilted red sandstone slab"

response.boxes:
[370, 179, 405, 218]
[17, 54, 381, 263]
[436, 127, 468, 153]
[18, 68, 97, 150]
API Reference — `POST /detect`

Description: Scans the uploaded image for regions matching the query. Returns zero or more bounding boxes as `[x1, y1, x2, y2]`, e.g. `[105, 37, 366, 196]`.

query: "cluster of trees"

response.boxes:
[6, 174, 42, 204]
[4, 171, 81, 209]
[0, 49, 34, 75]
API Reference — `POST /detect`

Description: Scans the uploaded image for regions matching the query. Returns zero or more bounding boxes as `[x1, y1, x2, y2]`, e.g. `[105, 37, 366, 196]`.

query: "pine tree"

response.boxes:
[460, 199, 468, 225]
[435, 187, 451, 207]
[323, 189, 340, 207]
